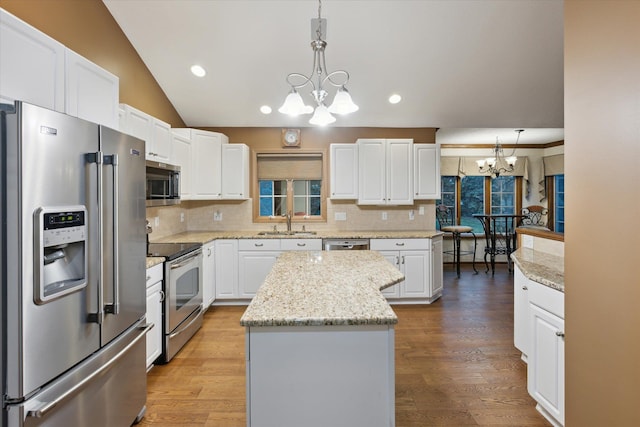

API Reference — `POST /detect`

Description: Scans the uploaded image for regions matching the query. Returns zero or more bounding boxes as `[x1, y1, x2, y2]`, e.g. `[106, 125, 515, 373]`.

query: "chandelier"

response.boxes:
[278, 0, 358, 126]
[476, 129, 524, 178]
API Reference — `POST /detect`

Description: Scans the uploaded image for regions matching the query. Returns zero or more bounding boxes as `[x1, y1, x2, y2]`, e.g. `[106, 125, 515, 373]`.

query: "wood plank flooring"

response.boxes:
[139, 264, 550, 426]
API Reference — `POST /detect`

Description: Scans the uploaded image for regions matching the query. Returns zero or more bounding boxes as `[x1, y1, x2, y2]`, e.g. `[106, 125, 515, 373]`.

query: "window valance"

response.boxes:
[543, 154, 564, 176]
[441, 155, 530, 197]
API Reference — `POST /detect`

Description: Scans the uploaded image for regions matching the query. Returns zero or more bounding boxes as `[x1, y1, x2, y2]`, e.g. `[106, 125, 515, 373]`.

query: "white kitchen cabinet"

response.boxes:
[330, 143, 358, 199]
[173, 128, 228, 200]
[145, 263, 163, 370]
[119, 104, 171, 162]
[171, 131, 192, 199]
[65, 48, 119, 129]
[513, 265, 530, 361]
[221, 143, 250, 199]
[371, 238, 441, 303]
[413, 143, 441, 200]
[238, 239, 281, 298]
[528, 280, 565, 427]
[202, 241, 215, 309]
[357, 138, 413, 205]
[280, 238, 322, 251]
[430, 236, 443, 297]
[0, 8, 65, 111]
[214, 239, 239, 302]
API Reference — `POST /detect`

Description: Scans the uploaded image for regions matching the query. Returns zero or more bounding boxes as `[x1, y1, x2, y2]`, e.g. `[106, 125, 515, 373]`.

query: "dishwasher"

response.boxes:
[322, 238, 370, 250]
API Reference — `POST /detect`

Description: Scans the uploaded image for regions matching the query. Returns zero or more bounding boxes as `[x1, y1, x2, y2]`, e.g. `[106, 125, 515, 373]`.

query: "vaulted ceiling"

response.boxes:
[103, 0, 564, 144]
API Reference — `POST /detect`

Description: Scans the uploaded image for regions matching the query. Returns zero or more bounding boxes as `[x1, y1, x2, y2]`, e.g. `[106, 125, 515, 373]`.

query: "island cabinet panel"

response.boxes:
[513, 264, 531, 360]
[246, 325, 395, 427]
[371, 238, 442, 303]
[202, 241, 215, 309]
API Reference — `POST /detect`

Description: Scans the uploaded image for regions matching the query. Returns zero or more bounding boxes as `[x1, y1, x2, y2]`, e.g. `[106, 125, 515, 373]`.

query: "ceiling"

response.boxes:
[102, 0, 564, 144]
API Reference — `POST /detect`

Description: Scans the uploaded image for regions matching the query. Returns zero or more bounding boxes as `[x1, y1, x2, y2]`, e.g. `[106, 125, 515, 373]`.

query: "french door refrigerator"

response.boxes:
[1, 101, 150, 426]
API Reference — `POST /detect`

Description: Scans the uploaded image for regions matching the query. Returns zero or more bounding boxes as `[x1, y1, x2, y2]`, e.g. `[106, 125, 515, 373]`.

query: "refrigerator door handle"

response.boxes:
[25, 323, 153, 419]
[85, 152, 105, 324]
[104, 154, 120, 315]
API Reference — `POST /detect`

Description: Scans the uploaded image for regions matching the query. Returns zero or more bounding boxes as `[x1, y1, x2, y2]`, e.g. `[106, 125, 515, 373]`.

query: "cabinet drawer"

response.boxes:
[528, 280, 564, 319]
[238, 239, 281, 251]
[370, 238, 430, 251]
[281, 239, 322, 251]
[146, 263, 163, 288]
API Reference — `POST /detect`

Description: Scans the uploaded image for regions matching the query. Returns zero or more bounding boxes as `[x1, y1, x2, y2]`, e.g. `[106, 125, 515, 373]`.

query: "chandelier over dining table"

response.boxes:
[278, 0, 358, 126]
[477, 129, 524, 178]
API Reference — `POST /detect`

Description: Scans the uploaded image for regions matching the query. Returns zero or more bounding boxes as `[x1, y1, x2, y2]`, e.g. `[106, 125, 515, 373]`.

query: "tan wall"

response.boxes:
[565, 2, 640, 425]
[1, 0, 185, 127]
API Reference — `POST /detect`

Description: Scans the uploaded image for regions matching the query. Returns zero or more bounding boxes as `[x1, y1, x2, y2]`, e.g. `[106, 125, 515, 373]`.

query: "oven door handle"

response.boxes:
[169, 307, 203, 339]
[170, 252, 201, 270]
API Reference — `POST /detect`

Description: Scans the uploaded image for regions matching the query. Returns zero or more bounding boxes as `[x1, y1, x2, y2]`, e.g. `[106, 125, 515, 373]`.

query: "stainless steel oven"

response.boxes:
[147, 242, 203, 363]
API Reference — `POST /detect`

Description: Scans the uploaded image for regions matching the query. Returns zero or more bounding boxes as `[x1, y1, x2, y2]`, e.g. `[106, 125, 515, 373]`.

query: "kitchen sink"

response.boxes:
[257, 230, 317, 236]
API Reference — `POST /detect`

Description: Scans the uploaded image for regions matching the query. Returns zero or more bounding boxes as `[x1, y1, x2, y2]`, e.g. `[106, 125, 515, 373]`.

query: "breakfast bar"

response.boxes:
[240, 250, 404, 427]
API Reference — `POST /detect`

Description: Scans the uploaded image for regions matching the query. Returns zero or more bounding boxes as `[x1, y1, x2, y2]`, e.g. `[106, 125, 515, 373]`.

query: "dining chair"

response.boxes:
[520, 205, 550, 230]
[435, 205, 477, 277]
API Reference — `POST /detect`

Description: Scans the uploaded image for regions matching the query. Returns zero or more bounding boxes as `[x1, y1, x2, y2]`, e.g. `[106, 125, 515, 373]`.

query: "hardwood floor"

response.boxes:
[140, 264, 550, 426]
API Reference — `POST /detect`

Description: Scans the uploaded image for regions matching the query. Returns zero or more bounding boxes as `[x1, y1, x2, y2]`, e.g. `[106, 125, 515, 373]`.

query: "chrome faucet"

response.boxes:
[285, 211, 292, 232]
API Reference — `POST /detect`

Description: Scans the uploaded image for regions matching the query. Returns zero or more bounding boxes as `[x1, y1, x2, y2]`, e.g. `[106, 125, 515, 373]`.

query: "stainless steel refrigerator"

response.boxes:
[1, 101, 150, 426]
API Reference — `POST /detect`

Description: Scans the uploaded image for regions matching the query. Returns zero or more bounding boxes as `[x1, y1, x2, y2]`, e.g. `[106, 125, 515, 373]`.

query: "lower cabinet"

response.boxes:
[370, 237, 442, 304]
[513, 265, 530, 360]
[527, 280, 565, 427]
[202, 241, 215, 309]
[214, 239, 239, 302]
[145, 263, 163, 370]
[238, 239, 281, 299]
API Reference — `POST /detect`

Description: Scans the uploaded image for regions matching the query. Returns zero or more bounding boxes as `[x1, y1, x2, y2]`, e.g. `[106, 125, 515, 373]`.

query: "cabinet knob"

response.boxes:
[555, 331, 565, 338]
[159, 290, 165, 303]
[522, 285, 528, 290]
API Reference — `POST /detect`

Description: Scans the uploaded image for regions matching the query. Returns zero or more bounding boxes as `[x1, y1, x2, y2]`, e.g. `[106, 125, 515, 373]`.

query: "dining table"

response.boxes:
[473, 213, 527, 276]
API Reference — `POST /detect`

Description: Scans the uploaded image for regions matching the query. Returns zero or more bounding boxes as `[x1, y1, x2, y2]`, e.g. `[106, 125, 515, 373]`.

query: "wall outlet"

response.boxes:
[180, 212, 185, 223]
[418, 206, 425, 215]
[214, 211, 222, 221]
[153, 216, 159, 227]
[409, 210, 415, 220]
[335, 212, 347, 221]
[382, 212, 388, 221]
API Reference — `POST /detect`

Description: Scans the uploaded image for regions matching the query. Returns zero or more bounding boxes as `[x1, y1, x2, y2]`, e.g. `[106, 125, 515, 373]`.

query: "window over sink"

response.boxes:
[254, 152, 326, 223]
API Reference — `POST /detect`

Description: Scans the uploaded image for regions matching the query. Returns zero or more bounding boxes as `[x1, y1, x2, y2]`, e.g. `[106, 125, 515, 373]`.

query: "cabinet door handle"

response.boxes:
[395, 256, 400, 266]
[207, 248, 212, 256]
[297, 243, 306, 247]
[254, 243, 264, 247]
[555, 331, 564, 338]
[395, 242, 405, 247]
[159, 290, 165, 303]
[401, 255, 405, 264]
[522, 285, 528, 290]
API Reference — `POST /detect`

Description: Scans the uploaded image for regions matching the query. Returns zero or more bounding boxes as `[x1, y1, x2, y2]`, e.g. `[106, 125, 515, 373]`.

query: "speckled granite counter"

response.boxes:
[511, 248, 564, 292]
[146, 257, 164, 268]
[240, 251, 403, 327]
[152, 229, 443, 244]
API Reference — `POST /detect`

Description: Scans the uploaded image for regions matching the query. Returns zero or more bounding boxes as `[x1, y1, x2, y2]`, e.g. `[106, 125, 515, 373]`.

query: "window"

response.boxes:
[439, 175, 522, 233]
[255, 152, 325, 222]
[554, 174, 564, 232]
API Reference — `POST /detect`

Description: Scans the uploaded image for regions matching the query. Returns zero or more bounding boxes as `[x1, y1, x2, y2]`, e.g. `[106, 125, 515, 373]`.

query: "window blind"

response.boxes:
[257, 153, 323, 180]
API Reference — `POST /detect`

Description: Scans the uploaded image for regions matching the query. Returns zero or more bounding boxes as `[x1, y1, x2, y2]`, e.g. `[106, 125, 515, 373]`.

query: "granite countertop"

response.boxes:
[152, 229, 443, 244]
[146, 257, 164, 268]
[511, 248, 564, 292]
[240, 251, 404, 327]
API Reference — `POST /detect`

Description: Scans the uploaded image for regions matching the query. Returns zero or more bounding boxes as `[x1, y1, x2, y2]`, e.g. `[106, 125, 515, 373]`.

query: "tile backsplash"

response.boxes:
[147, 199, 436, 241]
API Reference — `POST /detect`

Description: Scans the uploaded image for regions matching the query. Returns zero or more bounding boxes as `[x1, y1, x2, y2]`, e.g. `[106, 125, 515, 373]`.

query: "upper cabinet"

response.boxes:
[357, 139, 413, 205]
[413, 144, 441, 200]
[330, 143, 358, 199]
[0, 9, 65, 111]
[65, 49, 119, 129]
[0, 9, 119, 128]
[171, 130, 192, 200]
[221, 143, 250, 199]
[119, 104, 171, 162]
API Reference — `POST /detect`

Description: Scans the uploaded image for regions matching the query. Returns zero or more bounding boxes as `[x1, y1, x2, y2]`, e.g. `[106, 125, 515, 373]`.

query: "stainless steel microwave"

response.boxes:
[146, 160, 180, 206]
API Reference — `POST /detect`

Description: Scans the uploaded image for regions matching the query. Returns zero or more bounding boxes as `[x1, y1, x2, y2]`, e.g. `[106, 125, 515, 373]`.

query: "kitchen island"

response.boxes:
[240, 250, 404, 427]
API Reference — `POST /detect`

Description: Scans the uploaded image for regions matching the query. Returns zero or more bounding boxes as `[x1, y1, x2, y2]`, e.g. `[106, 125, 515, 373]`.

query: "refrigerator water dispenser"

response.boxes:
[34, 206, 88, 304]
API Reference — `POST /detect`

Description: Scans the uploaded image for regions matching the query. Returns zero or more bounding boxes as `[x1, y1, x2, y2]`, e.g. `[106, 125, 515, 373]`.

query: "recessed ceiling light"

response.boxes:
[389, 94, 402, 104]
[190, 65, 206, 77]
[260, 105, 272, 114]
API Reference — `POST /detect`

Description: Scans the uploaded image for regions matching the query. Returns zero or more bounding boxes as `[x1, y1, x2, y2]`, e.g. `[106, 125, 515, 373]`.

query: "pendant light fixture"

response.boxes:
[476, 129, 524, 178]
[278, 0, 358, 126]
